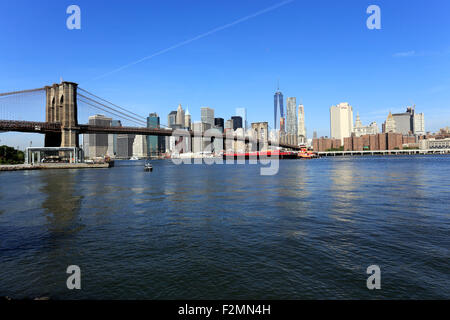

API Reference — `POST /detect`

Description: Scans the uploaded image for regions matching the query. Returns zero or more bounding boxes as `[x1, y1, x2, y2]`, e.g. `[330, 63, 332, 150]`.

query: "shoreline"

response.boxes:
[0, 163, 111, 171]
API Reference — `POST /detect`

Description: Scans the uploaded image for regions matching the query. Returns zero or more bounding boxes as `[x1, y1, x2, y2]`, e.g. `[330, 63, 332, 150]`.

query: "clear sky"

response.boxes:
[1, 0, 449, 148]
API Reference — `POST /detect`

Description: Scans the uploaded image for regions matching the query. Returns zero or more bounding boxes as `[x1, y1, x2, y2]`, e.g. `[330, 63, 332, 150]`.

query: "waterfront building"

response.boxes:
[384, 111, 396, 133]
[225, 119, 233, 131]
[214, 117, 224, 132]
[286, 97, 297, 137]
[167, 111, 177, 127]
[353, 113, 379, 137]
[147, 113, 165, 156]
[330, 102, 354, 144]
[233, 128, 246, 153]
[274, 88, 284, 131]
[236, 107, 248, 131]
[279, 117, 285, 133]
[414, 112, 425, 135]
[231, 116, 243, 130]
[192, 122, 212, 153]
[297, 103, 306, 145]
[106, 119, 122, 158]
[88, 114, 112, 158]
[342, 133, 416, 151]
[392, 108, 413, 134]
[82, 134, 89, 158]
[387, 106, 425, 135]
[251, 122, 269, 151]
[117, 134, 135, 158]
[312, 137, 341, 152]
[132, 135, 148, 158]
[201, 107, 215, 127]
[419, 137, 450, 150]
[176, 104, 185, 128]
[184, 108, 192, 130]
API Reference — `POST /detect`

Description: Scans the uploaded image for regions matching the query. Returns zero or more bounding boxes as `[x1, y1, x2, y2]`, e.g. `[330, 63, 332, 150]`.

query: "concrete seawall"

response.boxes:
[0, 163, 111, 171]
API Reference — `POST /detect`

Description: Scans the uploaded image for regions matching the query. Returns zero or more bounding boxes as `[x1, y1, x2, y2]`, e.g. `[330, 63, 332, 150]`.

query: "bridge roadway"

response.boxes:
[0, 120, 301, 150]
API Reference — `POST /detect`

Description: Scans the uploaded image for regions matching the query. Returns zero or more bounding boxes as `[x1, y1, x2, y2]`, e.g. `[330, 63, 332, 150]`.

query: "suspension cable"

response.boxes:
[78, 97, 147, 126]
[78, 88, 146, 119]
[78, 94, 147, 125]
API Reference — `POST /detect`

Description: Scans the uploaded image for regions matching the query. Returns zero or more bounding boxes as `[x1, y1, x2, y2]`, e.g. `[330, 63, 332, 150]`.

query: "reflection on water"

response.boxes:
[40, 171, 84, 235]
[0, 156, 449, 299]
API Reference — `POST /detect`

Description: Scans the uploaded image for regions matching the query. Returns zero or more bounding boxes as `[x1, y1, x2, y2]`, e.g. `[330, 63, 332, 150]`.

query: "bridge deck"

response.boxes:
[0, 120, 301, 150]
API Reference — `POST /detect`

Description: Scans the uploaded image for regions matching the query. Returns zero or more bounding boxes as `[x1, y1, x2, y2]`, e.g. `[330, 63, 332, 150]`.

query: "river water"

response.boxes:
[0, 156, 449, 299]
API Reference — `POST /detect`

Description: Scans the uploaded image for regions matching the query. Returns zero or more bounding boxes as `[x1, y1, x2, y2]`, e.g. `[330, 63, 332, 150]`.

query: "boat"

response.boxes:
[130, 156, 139, 161]
[144, 162, 153, 172]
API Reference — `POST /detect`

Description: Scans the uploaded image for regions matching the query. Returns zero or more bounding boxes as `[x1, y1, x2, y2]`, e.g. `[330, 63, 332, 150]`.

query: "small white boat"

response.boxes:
[130, 156, 139, 161]
[144, 162, 153, 172]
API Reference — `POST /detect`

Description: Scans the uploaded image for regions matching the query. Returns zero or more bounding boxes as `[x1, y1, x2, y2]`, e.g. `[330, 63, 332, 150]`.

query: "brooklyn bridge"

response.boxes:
[0, 81, 300, 151]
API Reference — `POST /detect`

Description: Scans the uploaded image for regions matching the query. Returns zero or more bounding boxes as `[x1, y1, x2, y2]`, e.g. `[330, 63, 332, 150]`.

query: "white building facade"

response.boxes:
[330, 102, 354, 144]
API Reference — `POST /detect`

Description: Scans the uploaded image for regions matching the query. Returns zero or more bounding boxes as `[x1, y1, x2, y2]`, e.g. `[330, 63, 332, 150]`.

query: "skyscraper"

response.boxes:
[88, 114, 112, 157]
[414, 112, 425, 135]
[231, 116, 243, 130]
[214, 118, 224, 132]
[176, 104, 185, 128]
[236, 107, 247, 130]
[107, 119, 121, 157]
[167, 111, 177, 128]
[132, 135, 148, 158]
[297, 103, 306, 144]
[286, 97, 297, 136]
[391, 106, 425, 135]
[147, 113, 165, 156]
[274, 88, 284, 130]
[201, 107, 214, 127]
[384, 111, 396, 133]
[330, 102, 354, 144]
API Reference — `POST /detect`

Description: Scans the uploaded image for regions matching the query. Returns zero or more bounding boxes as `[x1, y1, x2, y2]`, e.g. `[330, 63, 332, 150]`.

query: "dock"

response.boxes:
[317, 148, 450, 157]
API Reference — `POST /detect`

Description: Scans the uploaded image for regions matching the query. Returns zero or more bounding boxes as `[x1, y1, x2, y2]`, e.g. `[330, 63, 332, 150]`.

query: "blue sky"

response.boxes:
[1, 0, 449, 148]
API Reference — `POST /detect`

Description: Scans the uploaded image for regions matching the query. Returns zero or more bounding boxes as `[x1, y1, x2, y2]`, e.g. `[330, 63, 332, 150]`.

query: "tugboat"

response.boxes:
[144, 161, 153, 172]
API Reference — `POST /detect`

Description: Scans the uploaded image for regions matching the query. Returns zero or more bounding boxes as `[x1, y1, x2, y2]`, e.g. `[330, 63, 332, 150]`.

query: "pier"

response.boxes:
[0, 163, 111, 171]
[317, 149, 450, 157]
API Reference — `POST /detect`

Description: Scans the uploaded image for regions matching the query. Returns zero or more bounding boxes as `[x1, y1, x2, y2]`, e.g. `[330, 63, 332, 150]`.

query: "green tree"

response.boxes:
[0, 145, 24, 164]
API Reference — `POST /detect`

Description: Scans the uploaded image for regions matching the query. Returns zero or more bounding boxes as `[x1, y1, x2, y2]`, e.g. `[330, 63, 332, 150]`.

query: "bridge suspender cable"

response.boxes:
[77, 94, 147, 125]
[78, 88, 146, 119]
[77, 97, 147, 127]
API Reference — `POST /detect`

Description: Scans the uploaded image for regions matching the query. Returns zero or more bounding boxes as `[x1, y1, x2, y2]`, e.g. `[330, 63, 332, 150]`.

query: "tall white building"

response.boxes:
[297, 103, 306, 144]
[132, 135, 148, 158]
[413, 112, 425, 135]
[286, 97, 297, 136]
[330, 102, 354, 144]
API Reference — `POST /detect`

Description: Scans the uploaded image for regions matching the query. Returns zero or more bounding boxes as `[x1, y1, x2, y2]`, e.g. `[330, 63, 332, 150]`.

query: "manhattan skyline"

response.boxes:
[1, 0, 450, 148]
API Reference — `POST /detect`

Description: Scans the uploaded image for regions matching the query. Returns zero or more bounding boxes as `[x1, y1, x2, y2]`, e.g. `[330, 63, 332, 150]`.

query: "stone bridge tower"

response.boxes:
[44, 82, 79, 147]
